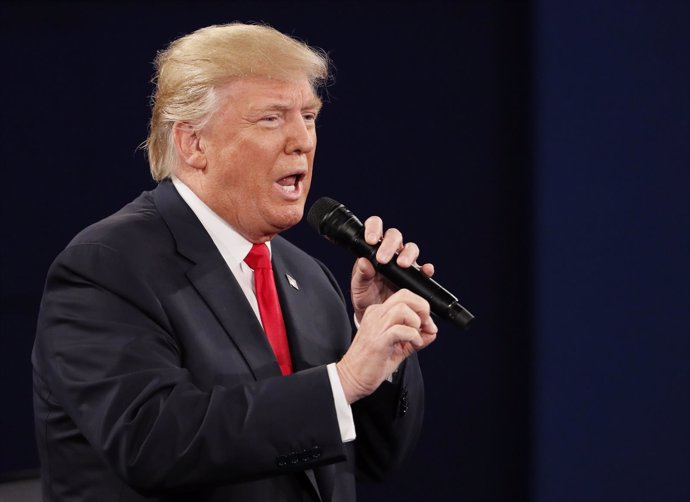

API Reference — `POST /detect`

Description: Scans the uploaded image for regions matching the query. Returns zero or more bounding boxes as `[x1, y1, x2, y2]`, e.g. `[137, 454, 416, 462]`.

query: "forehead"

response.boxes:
[217, 77, 322, 112]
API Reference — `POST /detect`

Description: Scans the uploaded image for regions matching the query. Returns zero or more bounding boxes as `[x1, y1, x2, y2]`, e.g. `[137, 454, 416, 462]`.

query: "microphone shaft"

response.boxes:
[317, 201, 474, 329]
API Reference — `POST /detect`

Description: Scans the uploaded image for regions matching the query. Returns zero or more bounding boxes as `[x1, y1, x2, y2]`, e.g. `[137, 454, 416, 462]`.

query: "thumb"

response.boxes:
[354, 257, 376, 281]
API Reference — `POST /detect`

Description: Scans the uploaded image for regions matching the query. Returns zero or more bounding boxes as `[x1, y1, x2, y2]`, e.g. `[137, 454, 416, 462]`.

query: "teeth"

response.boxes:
[281, 184, 296, 193]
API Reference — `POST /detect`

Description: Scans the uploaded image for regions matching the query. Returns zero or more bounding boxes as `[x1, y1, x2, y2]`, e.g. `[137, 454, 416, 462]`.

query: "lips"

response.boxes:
[277, 175, 299, 192]
[275, 172, 305, 195]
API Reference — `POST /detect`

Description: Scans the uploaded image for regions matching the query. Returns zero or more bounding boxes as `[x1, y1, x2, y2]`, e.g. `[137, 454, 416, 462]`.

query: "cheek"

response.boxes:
[303, 170, 313, 190]
[238, 141, 282, 173]
[213, 144, 259, 183]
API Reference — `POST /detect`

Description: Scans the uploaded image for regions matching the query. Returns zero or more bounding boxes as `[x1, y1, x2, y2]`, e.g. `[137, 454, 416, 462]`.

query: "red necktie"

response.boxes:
[244, 243, 293, 375]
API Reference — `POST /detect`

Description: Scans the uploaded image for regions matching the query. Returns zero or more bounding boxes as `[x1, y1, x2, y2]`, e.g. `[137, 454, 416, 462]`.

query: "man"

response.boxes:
[33, 23, 437, 501]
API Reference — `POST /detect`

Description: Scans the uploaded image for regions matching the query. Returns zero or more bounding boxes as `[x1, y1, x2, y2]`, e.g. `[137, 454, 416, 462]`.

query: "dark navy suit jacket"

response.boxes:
[32, 180, 424, 501]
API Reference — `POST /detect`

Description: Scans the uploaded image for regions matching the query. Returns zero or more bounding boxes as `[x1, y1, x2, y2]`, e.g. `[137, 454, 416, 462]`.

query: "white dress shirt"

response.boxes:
[172, 177, 355, 442]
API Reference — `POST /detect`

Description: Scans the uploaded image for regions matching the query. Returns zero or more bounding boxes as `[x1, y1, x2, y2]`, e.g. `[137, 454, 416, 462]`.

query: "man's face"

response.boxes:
[194, 77, 321, 242]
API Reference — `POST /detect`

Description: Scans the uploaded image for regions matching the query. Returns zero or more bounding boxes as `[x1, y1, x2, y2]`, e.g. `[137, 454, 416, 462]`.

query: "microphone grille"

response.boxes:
[307, 197, 341, 233]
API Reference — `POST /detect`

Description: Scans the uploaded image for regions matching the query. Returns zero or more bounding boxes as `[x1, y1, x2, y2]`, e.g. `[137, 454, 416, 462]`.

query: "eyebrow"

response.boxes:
[252, 97, 323, 114]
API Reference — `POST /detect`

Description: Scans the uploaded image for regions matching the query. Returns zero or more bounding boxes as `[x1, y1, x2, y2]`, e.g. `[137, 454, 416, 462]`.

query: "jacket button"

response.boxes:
[399, 388, 409, 416]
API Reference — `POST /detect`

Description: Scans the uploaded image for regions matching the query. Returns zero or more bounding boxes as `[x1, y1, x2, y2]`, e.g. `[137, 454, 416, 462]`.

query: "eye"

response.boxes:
[260, 115, 280, 123]
[303, 112, 318, 123]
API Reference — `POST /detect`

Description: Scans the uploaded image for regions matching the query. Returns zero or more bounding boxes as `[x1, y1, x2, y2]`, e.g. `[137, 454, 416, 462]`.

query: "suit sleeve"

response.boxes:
[351, 356, 425, 482]
[33, 242, 348, 494]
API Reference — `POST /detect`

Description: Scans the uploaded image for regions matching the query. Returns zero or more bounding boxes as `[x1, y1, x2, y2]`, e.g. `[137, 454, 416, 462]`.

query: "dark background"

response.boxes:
[0, 1, 688, 501]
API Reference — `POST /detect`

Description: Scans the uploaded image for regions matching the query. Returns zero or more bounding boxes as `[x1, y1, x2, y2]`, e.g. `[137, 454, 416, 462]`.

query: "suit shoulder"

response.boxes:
[67, 189, 169, 253]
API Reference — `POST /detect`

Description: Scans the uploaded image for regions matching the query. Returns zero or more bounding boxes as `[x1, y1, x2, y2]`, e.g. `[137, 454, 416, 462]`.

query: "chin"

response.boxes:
[272, 206, 305, 233]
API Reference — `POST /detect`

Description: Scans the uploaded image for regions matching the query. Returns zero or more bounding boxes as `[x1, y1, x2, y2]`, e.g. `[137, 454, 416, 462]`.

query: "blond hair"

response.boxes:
[144, 23, 330, 181]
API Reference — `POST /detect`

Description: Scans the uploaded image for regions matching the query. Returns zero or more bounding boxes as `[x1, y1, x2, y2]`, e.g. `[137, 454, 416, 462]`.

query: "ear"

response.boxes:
[172, 122, 207, 170]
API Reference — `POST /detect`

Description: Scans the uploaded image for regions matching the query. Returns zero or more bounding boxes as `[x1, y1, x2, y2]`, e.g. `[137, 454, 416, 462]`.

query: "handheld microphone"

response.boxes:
[307, 197, 474, 330]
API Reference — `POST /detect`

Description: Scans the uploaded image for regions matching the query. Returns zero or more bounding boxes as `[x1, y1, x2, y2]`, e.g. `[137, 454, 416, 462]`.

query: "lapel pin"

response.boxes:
[286, 273, 299, 290]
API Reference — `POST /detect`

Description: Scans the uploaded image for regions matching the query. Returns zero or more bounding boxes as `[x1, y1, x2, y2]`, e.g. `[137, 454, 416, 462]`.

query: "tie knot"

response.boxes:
[244, 243, 271, 270]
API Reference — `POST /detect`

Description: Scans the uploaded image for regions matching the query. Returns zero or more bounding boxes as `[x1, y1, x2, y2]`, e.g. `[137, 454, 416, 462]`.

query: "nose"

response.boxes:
[285, 115, 316, 155]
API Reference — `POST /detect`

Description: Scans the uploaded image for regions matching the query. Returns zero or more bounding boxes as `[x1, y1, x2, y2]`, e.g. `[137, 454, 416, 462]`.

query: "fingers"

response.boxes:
[363, 217, 404, 263]
[420, 262, 435, 277]
[363, 217, 433, 274]
[375, 228, 403, 263]
[363, 216, 383, 245]
[363, 219, 413, 266]
[371, 289, 437, 335]
[368, 302, 426, 346]
[419, 311, 439, 336]
[340, 289, 438, 403]
[395, 241, 418, 268]
[395, 289, 438, 335]
[389, 324, 427, 350]
[386, 301, 422, 331]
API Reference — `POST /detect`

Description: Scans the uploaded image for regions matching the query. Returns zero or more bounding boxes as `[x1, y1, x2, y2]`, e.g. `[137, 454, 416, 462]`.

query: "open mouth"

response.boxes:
[276, 173, 304, 194]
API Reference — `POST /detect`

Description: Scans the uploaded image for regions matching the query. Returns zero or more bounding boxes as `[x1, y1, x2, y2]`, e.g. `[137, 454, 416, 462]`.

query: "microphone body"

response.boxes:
[307, 197, 474, 330]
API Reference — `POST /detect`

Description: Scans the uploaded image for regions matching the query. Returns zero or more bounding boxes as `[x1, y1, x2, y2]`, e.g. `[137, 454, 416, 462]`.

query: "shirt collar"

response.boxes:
[171, 177, 271, 264]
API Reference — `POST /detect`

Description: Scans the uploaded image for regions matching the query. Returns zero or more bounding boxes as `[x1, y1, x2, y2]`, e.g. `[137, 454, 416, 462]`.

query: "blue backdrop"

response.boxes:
[534, 2, 690, 501]
[1, 1, 688, 501]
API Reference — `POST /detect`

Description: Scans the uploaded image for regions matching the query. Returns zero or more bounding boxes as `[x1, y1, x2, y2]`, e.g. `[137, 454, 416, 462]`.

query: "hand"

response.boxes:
[350, 216, 435, 324]
[336, 289, 437, 403]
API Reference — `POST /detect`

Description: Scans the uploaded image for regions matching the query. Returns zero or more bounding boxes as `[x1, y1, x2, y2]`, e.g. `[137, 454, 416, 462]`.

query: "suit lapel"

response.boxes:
[155, 182, 331, 501]
[272, 239, 334, 372]
[153, 181, 282, 380]
[185, 261, 282, 380]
